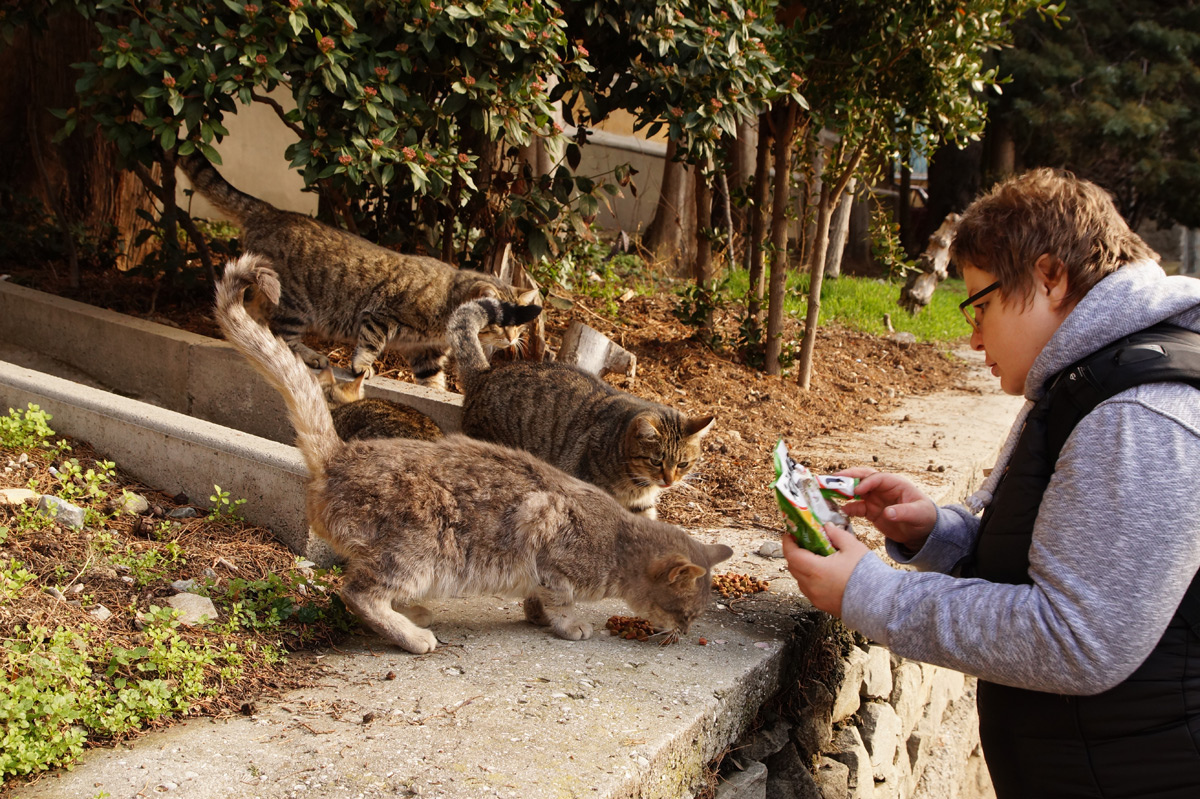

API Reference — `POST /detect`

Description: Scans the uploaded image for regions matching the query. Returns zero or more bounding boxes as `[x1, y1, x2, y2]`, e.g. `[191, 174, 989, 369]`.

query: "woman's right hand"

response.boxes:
[836, 467, 938, 550]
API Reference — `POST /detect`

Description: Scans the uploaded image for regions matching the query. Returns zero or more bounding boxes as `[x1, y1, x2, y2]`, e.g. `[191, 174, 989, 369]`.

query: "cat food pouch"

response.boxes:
[817, 474, 860, 501]
[771, 440, 846, 556]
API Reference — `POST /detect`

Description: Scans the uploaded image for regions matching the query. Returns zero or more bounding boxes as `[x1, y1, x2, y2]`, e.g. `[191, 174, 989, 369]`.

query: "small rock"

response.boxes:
[121, 576, 135, 585]
[758, 540, 784, 558]
[886, 331, 917, 347]
[112, 491, 151, 516]
[167, 507, 199, 519]
[0, 488, 39, 507]
[171, 579, 201, 594]
[43, 586, 66, 601]
[37, 495, 87, 529]
[89, 604, 112, 622]
[166, 593, 219, 626]
[17, 453, 28, 464]
[69, 583, 84, 594]
[155, 781, 178, 793]
[88, 566, 119, 581]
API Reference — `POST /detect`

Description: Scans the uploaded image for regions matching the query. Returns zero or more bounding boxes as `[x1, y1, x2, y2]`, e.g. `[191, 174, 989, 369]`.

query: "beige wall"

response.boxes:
[176, 88, 316, 220]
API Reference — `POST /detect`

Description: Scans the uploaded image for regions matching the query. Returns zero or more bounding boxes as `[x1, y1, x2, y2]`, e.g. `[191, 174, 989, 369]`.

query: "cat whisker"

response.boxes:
[649, 628, 680, 646]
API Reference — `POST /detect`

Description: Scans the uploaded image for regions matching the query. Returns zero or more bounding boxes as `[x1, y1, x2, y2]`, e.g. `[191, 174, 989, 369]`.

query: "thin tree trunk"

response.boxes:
[765, 102, 799, 376]
[824, 177, 856, 279]
[718, 170, 734, 268]
[693, 165, 714, 331]
[745, 114, 772, 345]
[898, 163, 914, 256]
[643, 139, 690, 269]
[797, 141, 869, 388]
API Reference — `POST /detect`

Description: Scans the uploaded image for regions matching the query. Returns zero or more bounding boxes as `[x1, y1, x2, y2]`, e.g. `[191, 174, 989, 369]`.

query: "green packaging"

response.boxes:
[817, 474, 859, 501]
[770, 440, 846, 556]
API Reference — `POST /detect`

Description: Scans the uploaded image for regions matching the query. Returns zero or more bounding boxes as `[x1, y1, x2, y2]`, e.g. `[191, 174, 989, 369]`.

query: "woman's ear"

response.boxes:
[1035, 254, 1070, 308]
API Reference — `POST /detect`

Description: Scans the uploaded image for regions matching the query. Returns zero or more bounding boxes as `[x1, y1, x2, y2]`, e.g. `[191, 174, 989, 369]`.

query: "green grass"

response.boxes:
[723, 269, 972, 344]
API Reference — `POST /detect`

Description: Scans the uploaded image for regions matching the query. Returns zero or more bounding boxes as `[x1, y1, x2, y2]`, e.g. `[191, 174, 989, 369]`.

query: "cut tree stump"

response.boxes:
[899, 212, 961, 315]
[558, 320, 637, 380]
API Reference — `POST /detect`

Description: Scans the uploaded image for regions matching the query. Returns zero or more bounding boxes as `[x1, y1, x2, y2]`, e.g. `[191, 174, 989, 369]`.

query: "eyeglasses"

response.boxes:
[959, 281, 1001, 330]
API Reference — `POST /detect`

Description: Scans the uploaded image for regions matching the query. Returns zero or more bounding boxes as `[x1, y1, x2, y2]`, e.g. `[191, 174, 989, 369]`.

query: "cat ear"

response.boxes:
[631, 414, 660, 442]
[685, 415, 716, 438]
[704, 543, 734, 566]
[650, 556, 706, 587]
[351, 372, 367, 394]
[518, 288, 541, 306]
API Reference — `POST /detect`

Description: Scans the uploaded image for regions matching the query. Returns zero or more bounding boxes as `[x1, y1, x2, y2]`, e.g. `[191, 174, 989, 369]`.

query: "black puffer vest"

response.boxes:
[965, 324, 1200, 799]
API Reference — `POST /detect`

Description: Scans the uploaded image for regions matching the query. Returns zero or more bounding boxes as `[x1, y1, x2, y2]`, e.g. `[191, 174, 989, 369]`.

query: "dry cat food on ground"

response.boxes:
[605, 615, 656, 642]
[712, 572, 771, 599]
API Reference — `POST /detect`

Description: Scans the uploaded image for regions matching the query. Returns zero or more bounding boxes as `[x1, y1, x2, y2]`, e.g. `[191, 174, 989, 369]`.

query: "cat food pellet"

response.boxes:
[712, 572, 770, 599]
[384, 670, 396, 680]
[605, 615, 655, 642]
[698, 637, 708, 646]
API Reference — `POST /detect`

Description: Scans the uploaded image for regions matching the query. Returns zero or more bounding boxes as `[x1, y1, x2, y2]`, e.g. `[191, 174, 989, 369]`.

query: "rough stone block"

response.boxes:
[717, 759, 768, 799]
[741, 716, 794, 762]
[889, 660, 929, 739]
[764, 743, 822, 799]
[37, 495, 86, 529]
[832, 647, 870, 723]
[862, 646, 893, 700]
[827, 726, 875, 799]
[814, 756, 851, 799]
[858, 702, 902, 780]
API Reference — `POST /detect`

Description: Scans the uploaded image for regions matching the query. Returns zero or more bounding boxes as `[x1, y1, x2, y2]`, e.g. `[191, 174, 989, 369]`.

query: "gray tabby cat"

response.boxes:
[180, 154, 539, 388]
[317, 369, 443, 442]
[215, 254, 732, 654]
[449, 299, 716, 519]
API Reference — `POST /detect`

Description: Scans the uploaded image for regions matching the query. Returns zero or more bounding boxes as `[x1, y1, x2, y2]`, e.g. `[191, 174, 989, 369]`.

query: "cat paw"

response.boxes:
[397, 627, 438, 654]
[416, 372, 446, 391]
[551, 617, 593, 641]
[352, 363, 376, 380]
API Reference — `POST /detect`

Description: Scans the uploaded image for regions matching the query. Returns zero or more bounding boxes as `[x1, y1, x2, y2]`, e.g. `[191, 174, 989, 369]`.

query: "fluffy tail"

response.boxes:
[447, 298, 542, 393]
[214, 254, 339, 477]
[179, 154, 272, 222]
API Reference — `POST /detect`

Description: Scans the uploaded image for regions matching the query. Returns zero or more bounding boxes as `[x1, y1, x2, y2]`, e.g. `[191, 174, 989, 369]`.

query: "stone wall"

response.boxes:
[715, 628, 993, 799]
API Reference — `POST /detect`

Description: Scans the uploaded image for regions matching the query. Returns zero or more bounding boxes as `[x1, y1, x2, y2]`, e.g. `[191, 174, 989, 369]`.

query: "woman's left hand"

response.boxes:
[781, 523, 870, 617]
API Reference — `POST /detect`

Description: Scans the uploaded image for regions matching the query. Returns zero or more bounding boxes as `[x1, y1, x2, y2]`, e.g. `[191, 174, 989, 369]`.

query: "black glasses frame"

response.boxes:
[959, 281, 1001, 329]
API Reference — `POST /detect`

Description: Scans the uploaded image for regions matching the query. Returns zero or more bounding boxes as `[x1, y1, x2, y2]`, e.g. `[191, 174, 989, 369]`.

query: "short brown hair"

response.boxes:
[950, 168, 1158, 308]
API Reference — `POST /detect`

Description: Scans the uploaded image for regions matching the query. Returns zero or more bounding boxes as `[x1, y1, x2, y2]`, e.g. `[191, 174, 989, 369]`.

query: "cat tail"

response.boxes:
[446, 298, 540, 392]
[178, 154, 273, 222]
[214, 253, 340, 477]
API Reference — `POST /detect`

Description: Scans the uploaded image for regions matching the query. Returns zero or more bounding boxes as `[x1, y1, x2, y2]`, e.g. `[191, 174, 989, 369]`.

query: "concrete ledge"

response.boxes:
[0, 279, 464, 442]
[0, 359, 324, 559]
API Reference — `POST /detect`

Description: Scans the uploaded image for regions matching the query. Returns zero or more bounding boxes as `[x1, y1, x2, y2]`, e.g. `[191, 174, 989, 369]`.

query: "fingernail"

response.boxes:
[885, 508, 897, 519]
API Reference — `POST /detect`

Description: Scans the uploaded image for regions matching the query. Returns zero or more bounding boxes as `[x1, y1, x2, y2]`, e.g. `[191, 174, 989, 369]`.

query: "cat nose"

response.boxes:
[662, 469, 673, 486]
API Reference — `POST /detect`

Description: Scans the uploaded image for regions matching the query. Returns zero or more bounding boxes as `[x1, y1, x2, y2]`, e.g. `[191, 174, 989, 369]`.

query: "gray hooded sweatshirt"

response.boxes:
[842, 262, 1200, 695]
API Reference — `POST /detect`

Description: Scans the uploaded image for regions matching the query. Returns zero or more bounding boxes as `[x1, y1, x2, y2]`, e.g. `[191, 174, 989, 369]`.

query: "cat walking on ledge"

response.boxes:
[181, 154, 538, 388]
[214, 254, 733, 654]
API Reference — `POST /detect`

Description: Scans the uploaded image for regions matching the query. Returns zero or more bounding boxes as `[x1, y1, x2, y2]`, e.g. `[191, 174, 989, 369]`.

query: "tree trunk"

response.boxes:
[643, 139, 692, 271]
[898, 163, 914, 256]
[824, 177, 856, 279]
[744, 111, 772, 352]
[0, 10, 157, 275]
[796, 141, 869, 389]
[899, 212, 961, 315]
[765, 102, 799, 376]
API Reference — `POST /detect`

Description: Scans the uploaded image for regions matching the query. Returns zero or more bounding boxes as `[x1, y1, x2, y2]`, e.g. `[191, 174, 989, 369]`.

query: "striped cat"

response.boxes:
[316, 369, 444, 442]
[179, 155, 539, 389]
[214, 254, 733, 654]
[449, 299, 716, 519]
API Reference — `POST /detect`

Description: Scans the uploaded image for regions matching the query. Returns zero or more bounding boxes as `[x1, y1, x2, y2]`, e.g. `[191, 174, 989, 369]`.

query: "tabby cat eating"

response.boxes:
[317, 369, 444, 442]
[215, 254, 732, 654]
[448, 299, 715, 518]
[180, 155, 539, 388]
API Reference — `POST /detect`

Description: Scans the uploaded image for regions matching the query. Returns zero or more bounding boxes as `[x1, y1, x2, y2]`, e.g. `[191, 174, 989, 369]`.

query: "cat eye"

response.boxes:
[677, 461, 690, 470]
[650, 457, 663, 467]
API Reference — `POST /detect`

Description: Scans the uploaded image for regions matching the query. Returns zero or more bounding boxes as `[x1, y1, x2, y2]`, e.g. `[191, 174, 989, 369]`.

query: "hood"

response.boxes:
[1025, 261, 1200, 401]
